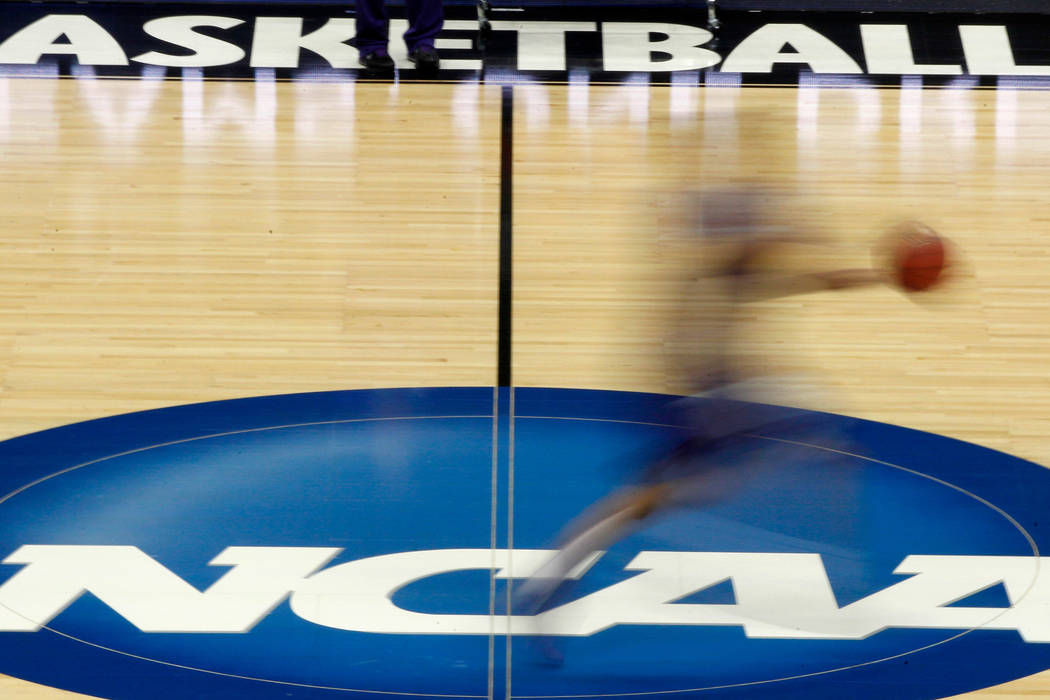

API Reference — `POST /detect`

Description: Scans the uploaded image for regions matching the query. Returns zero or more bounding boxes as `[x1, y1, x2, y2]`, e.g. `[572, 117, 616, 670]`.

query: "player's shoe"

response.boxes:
[359, 50, 395, 71]
[408, 46, 440, 70]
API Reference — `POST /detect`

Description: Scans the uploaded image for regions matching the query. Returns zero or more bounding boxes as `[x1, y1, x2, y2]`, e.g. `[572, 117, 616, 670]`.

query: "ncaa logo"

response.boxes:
[0, 386, 1048, 699]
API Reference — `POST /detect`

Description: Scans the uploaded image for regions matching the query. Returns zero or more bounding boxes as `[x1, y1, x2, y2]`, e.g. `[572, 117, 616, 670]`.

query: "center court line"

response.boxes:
[492, 83, 516, 700]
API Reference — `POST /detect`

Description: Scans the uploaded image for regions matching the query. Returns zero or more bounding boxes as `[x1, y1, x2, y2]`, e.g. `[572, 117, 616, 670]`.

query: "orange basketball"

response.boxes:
[894, 224, 948, 292]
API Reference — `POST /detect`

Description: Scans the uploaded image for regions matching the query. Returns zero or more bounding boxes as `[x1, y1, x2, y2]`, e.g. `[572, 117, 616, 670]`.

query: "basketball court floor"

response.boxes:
[1, 5, 1050, 698]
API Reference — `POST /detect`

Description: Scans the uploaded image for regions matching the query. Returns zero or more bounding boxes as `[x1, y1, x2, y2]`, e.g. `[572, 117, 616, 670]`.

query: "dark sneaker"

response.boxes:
[359, 50, 394, 71]
[408, 46, 440, 70]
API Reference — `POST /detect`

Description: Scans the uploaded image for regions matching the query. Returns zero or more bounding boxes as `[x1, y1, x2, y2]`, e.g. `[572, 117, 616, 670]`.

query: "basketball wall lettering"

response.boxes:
[4, 9, 1050, 82]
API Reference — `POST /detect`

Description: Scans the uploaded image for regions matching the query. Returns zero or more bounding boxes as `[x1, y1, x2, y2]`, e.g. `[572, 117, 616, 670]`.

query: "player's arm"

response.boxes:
[745, 267, 885, 300]
[807, 268, 885, 290]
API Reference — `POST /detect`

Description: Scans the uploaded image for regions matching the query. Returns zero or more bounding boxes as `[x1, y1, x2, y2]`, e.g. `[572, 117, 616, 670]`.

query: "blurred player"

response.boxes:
[514, 187, 894, 661]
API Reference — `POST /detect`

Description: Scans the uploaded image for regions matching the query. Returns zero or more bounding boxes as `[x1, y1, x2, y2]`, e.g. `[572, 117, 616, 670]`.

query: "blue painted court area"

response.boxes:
[0, 387, 1049, 699]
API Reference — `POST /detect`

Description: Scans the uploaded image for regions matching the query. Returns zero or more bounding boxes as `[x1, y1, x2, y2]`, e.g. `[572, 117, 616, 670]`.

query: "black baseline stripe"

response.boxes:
[497, 85, 513, 388]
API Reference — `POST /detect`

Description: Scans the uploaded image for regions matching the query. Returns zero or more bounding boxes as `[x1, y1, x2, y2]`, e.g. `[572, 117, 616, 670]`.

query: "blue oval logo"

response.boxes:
[0, 387, 1048, 699]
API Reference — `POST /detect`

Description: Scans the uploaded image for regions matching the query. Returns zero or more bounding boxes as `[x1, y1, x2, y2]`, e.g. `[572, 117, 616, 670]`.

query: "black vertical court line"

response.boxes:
[490, 84, 516, 700]
[495, 84, 515, 700]
[498, 85, 514, 388]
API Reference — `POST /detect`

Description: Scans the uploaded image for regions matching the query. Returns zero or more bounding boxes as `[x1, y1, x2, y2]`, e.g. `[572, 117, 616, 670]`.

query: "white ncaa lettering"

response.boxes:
[291, 548, 596, 634]
[0, 545, 338, 632]
[888, 555, 1050, 643]
[0, 547, 1046, 639]
[802, 554, 1037, 638]
[0, 15, 128, 66]
[539, 551, 842, 637]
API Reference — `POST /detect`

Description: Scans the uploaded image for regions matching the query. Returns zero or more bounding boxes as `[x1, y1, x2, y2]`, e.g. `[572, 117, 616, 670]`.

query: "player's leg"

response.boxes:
[514, 481, 680, 617]
[355, 0, 394, 69]
[404, 0, 443, 67]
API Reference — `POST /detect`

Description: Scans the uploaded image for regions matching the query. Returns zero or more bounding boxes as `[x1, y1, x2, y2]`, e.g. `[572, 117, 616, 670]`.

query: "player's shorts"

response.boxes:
[639, 386, 811, 486]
